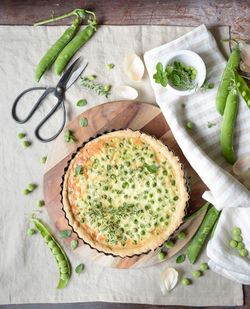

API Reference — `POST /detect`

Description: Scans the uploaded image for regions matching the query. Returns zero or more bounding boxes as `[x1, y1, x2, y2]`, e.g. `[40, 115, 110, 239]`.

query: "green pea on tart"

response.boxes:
[62, 129, 188, 257]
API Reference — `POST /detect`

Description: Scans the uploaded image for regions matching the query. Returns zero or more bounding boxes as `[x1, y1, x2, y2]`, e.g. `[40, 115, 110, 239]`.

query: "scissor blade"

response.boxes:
[56, 57, 81, 88]
[65, 61, 88, 90]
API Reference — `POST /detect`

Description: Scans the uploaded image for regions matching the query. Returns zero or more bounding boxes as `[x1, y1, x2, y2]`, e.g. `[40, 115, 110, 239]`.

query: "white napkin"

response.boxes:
[208, 208, 250, 284]
[144, 24, 250, 284]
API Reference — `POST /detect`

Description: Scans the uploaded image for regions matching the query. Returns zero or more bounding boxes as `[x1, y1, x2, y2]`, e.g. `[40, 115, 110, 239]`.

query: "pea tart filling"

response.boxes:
[62, 129, 188, 257]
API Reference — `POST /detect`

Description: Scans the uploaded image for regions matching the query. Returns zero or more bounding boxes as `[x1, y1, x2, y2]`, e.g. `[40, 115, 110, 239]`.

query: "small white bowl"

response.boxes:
[162, 50, 206, 96]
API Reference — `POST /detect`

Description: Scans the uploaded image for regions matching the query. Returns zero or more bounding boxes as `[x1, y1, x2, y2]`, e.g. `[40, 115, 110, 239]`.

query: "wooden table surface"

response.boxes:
[1, 0, 249, 308]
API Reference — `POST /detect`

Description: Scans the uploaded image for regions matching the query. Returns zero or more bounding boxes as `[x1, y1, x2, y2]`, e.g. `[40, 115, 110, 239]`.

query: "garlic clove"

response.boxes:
[159, 267, 178, 295]
[233, 155, 250, 180]
[114, 85, 138, 100]
[123, 53, 144, 81]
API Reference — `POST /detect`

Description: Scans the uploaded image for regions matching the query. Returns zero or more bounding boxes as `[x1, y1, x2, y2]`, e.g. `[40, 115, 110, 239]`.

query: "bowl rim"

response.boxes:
[162, 49, 206, 96]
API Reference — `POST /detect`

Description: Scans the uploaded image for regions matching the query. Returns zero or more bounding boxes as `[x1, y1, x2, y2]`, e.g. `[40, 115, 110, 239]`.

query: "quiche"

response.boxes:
[62, 129, 188, 257]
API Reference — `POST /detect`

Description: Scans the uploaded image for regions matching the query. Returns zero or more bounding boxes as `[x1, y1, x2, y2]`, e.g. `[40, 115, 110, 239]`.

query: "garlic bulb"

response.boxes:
[159, 267, 178, 295]
[114, 85, 138, 100]
[232, 155, 250, 180]
[123, 53, 144, 81]
[239, 41, 250, 73]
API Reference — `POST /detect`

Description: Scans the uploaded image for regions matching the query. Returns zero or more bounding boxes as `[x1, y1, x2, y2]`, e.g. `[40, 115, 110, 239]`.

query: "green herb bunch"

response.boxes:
[81, 76, 110, 98]
[153, 61, 197, 91]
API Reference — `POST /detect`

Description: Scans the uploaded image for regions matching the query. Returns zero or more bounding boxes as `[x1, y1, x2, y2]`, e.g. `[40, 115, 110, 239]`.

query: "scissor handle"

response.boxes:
[11, 87, 54, 123]
[34, 99, 66, 143]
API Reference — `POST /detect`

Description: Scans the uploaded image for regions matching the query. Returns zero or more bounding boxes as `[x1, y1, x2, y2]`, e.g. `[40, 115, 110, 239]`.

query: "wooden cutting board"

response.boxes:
[43, 101, 207, 269]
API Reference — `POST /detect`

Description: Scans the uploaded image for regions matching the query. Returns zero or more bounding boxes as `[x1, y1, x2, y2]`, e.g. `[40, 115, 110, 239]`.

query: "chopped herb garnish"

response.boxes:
[144, 163, 159, 173]
[74, 165, 84, 178]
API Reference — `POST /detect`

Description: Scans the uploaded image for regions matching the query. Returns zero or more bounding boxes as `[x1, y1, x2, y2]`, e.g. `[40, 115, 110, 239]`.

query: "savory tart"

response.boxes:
[62, 129, 188, 257]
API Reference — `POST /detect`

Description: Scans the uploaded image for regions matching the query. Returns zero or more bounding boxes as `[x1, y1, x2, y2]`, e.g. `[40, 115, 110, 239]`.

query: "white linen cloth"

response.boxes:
[144, 24, 250, 284]
[0, 25, 243, 306]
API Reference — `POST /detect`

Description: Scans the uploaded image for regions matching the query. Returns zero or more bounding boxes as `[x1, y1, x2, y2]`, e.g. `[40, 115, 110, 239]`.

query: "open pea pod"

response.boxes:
[234, 72, 250, 109]
[32, 218, 71, 289]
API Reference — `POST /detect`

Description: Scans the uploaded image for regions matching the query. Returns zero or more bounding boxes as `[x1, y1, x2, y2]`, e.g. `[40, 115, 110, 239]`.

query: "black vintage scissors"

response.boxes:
[11, 57, 88, 143]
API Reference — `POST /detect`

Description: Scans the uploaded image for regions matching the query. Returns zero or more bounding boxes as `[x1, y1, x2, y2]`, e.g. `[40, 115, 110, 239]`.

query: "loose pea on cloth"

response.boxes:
[0, 25, 244, 306]
[144, 24, 250, 285]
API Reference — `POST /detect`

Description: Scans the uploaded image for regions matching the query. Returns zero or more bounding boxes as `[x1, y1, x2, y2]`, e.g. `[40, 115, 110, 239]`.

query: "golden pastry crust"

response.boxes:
[62, 129, 188, 257]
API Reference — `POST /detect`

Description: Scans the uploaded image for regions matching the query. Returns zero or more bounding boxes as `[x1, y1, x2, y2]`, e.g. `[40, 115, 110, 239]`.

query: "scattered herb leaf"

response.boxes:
[75, 263, 85, 274]
[176, 253, 186, 264]
[80, 117, 88, 127]
[60, 230, 72, 238]
[181, 103, 186, 108]
[76, 99, 87, 107]
[64, 130, 75, 144]
[71, 239, 78, 250]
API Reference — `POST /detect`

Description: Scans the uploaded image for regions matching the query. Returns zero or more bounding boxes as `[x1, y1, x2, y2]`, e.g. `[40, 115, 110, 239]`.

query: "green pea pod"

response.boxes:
[35, 16, 81, 82]
[187, 206, 220, 264]
[234, 72, 250, 109]
[221, 89, 238, 164]
[54, 16, 97, 75]
[216, 45, 240, 115]
[31, 218, 71, 289]
[184, 202, 210, 223]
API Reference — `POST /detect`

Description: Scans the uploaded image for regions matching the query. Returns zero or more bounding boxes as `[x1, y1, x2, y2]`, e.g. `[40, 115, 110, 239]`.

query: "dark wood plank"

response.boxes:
[0, 0, 249, 41]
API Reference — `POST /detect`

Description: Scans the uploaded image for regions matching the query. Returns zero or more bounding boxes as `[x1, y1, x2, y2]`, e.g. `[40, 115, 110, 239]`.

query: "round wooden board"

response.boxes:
[43, 101, 207, 269]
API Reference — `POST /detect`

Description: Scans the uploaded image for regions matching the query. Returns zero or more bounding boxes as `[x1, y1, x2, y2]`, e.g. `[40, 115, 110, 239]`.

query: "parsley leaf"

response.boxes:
[76, 99, 87, 107]
[80, 117, 88, 127]
[64, 130, 75, 144]
[60, 230, 72, 238]
[71, 239, 78, 250]
[75, 263, 85, 275]
[74, 165, 84, 178]
[144, 163, 159, 173]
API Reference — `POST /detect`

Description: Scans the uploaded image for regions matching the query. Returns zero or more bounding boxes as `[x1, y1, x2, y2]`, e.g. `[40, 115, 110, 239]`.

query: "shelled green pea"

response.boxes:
[229, 227, 248, 257]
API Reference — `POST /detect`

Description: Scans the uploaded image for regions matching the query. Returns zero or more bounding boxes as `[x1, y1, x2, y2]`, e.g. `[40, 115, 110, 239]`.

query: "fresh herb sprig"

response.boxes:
[153, 61, 197, 91]
[81, 76, 111, 98]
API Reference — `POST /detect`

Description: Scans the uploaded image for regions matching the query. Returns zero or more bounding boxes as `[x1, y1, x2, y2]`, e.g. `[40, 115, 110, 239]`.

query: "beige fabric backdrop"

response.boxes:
[0, 25, 243, 306]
